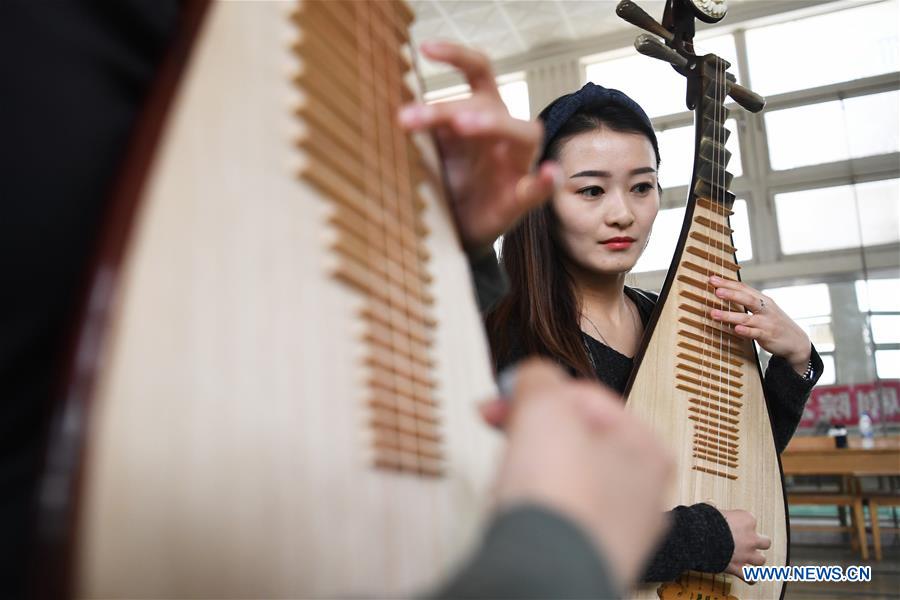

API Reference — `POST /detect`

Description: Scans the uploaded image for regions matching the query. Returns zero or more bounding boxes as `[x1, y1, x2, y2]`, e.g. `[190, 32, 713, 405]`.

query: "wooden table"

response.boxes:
[782, 435, 900, 560]
[782, 436, 900, 476]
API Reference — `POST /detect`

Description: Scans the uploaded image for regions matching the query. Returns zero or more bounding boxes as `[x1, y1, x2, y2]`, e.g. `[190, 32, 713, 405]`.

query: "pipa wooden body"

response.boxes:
[617, 2, 786, 599]
[39, 1, 501, 597]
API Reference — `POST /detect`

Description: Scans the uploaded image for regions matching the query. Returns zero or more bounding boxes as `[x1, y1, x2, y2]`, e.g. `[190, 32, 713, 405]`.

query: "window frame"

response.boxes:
[857, 277, 900, 380]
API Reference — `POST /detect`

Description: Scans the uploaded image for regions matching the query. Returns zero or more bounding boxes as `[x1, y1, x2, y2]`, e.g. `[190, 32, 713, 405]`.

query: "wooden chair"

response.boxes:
[868, 493, 900, 561]
[788, 492, 869, 560]
[786, 438, 869, 559]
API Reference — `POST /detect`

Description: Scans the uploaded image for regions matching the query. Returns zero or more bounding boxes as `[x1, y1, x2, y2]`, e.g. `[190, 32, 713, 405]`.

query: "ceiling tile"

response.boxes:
[501, 1, 562, 28]
[410, 0, 753, 78]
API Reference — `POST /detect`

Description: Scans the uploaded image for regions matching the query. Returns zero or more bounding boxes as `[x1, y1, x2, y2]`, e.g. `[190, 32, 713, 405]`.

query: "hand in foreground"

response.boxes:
[481, 359, 674, 589]
[708, 275, 812, 375]
[721, 509, 771, 580]
[398, 41, 560, 253]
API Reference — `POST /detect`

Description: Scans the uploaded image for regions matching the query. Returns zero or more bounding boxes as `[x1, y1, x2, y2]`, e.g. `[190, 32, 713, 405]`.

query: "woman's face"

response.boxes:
[551, 125, 660, 276]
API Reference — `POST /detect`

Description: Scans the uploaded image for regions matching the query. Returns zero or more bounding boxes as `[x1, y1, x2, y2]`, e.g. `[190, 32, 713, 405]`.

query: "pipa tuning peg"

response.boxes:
[616, 0, 673, 43]
[634, 34, 689, 69]
[727, 81, 765, 113]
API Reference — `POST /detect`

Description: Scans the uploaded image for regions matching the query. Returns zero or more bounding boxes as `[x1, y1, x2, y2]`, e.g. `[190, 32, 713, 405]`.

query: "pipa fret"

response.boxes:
[692, 464, 738, 481]
[689, 231, 737, 255]
[681, 260, 736, 281]
[678, 315, 744, 344]
[693, 449, 738, 469]
[694, 215, 733, 236]
[294, 0, 443, 476]
[676, 362, 743, 388]
[684, 246, 741, 271]
[694, 437, 738, 456]
[676, 374, 743, 401]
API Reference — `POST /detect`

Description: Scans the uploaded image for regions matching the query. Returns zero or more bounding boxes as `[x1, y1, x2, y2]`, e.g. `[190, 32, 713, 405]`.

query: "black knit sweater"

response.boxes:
[469, 252, 823, 581]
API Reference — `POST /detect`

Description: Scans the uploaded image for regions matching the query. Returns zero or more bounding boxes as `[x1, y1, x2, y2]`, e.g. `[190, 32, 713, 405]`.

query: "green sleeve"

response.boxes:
[426, 504, 624, 599]
[468, 247, 509, 315]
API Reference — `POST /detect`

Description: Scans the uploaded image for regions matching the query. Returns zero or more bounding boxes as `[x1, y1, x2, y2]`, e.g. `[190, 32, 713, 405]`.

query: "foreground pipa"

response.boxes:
[38, 1, 501, 597]
[616, 1, 786, 599]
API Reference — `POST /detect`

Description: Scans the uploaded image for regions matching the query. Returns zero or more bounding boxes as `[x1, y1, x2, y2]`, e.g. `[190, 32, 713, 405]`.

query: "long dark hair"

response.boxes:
[485, 100, 661, 378]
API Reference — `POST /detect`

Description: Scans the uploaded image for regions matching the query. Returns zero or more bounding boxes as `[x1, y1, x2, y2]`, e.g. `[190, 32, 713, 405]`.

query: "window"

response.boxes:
[818, 355, 837, 386]
[764, 283, 832, 321]
[856, 278, 900, 312]
[583, 34, 738, 119]
[424, 73, 530, 120]
[729, 199, 752, 263]
[633, 206, 686, 273]
[578, 0, 899, 278]
[657, 119, 742, 188]
[870, 314, 900, 344]
[497, 75, 530, 120]
[774, 178, 900, 254]
[424, 83, 471, 104]
[634, 199, 751, 273]
[875, 349, 900, 378]
[765, 90, 900, 170]
[763, 283, 836, 384]
[745, 0, 900, 96]
[856, 277, 900, 380]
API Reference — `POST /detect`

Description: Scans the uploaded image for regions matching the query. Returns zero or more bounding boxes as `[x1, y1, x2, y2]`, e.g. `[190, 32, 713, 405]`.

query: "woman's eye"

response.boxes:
[577, 186, 603, 198]
[633, 182, 655, 194]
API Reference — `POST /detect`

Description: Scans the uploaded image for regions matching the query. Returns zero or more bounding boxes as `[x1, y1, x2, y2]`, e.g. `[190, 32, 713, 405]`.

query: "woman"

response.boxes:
[485, 82, 823, 582]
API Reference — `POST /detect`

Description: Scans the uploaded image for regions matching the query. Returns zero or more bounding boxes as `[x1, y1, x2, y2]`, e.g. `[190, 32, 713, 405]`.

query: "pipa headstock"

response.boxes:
[616, 0, 766, 209]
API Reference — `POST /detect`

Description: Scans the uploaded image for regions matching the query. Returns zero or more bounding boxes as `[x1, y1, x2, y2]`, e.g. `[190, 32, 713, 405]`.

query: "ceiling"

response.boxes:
[408, 0, 748, 77]
[409, 1, 647, 64]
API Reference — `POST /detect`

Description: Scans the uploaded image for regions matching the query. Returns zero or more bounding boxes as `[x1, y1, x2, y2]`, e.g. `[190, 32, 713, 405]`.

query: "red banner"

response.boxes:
[799, 380, 900, 427]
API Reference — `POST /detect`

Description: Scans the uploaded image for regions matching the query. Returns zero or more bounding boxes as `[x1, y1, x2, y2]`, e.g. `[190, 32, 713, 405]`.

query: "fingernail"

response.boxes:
[420, 40, 449, 55]
[398, 105, 421, 126]
[709, 275, 721, 283]
[715, 288, 726, 297]
[711, 309, 721, 318]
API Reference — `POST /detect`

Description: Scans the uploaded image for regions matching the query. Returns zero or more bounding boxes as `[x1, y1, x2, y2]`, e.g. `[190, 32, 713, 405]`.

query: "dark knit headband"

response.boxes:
[538, 82, 656, 159]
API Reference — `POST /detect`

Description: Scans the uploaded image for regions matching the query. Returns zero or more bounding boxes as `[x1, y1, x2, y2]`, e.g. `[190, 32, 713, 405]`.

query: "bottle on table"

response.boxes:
[859, 411, 875, 449]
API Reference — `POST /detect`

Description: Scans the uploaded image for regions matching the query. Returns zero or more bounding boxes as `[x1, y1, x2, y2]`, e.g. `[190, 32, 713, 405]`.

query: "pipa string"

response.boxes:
[381, 0, 422, 468]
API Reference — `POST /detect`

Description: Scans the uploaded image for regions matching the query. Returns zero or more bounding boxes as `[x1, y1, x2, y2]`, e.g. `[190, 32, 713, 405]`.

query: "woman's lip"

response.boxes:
[602, 241, 634, 250]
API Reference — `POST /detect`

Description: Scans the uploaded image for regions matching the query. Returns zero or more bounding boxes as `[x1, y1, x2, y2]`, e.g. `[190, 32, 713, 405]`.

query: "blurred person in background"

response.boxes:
[4, 2, 670, 598]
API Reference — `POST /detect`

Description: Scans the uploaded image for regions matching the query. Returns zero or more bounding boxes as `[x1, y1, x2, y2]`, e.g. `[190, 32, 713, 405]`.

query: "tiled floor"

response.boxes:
[786, 530, 900, 599]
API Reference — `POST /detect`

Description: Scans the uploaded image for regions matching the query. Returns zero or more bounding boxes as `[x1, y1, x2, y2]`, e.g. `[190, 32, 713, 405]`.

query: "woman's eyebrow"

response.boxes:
[570, 167, 657, 178]
[570, 170, 610, 178]
[630, 166, 657, 175]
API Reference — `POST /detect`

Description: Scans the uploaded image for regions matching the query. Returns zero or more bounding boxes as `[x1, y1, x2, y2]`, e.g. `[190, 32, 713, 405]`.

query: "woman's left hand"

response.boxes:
[708, 275, 812, 375]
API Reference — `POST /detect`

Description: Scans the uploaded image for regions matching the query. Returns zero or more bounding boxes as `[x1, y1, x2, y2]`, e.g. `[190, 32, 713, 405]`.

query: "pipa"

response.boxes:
[36, 1, 501, 597]
[615, 1, 785, 599]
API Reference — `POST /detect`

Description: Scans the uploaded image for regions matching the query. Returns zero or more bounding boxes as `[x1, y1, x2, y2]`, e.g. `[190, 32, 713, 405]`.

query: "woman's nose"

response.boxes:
[604, 191, 635, 228]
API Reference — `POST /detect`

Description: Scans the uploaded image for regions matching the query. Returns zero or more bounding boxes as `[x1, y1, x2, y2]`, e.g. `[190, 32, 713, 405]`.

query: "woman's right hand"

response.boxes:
[397, 41, 560, 254]
[721, 509, 771, 579]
